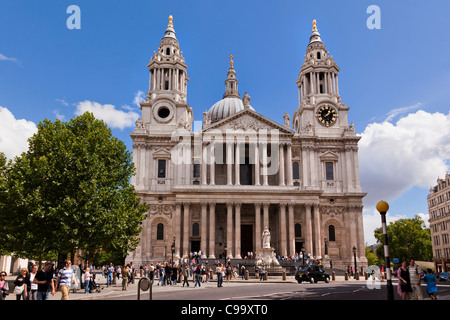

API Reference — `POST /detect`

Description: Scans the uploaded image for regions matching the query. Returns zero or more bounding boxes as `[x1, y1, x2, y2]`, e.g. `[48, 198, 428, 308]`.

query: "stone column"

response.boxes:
[227, 141, 233, 185]
[279, 203, 287, 257]
[175, 202, 182, 259]
[201, 143, 207, 185]
[234, 142, 240, 185]
[254, 142, 260, 186]
[313, 204, 322, 258]
[305, 204, 313, 256]
[262, 143, 268, 186]
[279, 143, 285, 186]
[263, 202, 270, 232]
[182, 202, 190, 257]
[288, 203, 295, 256]
[234, 202, 242, 259]
[210, 143, 215, 185]
[208, 202, 216, 259]
[200, 202, 208, 258]
[226, 203, 234, 258]
[254, 203, 262, 255]
[286, 143, 293, 186]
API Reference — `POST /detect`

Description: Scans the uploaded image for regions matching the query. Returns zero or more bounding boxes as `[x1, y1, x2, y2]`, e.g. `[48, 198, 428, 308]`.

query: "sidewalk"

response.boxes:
[4, 274, 448, 300]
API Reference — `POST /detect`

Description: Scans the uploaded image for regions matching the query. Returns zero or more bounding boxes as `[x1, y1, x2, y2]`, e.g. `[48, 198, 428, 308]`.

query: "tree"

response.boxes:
[374, 215, 432, 263]
[0, 112, 147, 263]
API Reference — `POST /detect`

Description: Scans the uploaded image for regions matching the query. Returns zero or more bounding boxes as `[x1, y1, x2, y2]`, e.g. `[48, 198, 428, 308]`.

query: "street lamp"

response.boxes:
[377, 200, 394, 300]
[353, 246, 357, 279]
[224, 245, 228, 266]
[171, 236, 176, 268]
[301, 247, 306, 265]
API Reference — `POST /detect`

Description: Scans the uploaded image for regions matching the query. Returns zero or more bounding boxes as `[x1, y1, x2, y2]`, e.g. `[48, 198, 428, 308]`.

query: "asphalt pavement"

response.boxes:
[4, 273, 449, 301]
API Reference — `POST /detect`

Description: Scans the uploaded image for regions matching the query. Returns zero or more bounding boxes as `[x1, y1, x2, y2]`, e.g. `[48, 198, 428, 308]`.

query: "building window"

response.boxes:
[328, 225, 336, 241]
[158, 159, 166, 178]
[157, 223, 164, 240]
[192, 223, 199, 237]
[293, 162, 300, 180]
[295, 223, 302, 237]
[193, 160, 200, 178]
[325, 162, 334, 180]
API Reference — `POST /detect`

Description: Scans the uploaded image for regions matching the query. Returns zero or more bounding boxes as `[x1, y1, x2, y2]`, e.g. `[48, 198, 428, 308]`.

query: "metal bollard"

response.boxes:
[345, 272, 348, 280]
[245, 270, 249, 280]
[332, 271, 335, 281]
[137, 277, 153, 300]
[282, 271, 286, 281]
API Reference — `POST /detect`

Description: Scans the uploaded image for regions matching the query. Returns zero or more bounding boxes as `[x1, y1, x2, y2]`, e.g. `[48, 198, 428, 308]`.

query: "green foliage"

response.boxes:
[374, 215, 432, 263]
[0, 113, 147, 261]
[365, 244, 381, 266]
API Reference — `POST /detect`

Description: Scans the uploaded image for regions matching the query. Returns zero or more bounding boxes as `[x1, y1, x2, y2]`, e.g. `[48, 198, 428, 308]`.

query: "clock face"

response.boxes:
[316, 105, 337, 127]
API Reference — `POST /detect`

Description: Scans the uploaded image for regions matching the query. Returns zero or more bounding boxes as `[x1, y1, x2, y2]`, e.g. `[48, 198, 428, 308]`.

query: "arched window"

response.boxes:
[295, 223, 302, 237]
[157, 223, 164, 240]
[166, 48, 171, 55]
[328, 225, 336, 241]
[192, 222, 199, 237]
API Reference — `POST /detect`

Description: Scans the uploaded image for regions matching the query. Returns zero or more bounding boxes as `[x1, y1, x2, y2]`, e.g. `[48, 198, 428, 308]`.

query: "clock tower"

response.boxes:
[293, 20, 351, 137]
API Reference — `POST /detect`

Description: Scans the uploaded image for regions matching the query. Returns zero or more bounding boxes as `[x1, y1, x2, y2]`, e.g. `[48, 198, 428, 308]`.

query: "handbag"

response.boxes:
[14, 284, 24, 295]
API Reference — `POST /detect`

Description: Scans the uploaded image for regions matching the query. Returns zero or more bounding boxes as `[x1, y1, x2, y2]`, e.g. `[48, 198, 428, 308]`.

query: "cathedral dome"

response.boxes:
[208, 96, 254, 123]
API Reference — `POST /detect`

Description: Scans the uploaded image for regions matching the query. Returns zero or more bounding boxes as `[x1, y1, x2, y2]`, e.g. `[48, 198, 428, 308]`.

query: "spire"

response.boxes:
[163, 14, 177, 39]
[229, 54, 234, 69]
[309, 19, 322, 44]
[223, 54, 240, 98]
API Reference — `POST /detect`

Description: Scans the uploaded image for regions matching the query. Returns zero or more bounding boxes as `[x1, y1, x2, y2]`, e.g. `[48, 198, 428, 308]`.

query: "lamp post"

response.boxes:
[324, 237, 328, 256]
[224, 245, 227, 266]
[353, 246, 357, 279]
[377, 200, 394, 300]
[171, 236, 176, 268]
[301, 247, 306, 265]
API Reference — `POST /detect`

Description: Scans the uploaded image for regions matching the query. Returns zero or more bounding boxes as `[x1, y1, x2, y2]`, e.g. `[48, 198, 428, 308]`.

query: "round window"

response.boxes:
[158, 107, 170, 119]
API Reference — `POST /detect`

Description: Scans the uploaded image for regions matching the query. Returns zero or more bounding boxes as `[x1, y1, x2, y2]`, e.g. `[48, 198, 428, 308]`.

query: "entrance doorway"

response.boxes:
[191, 240, 200, 253]
[241, 225, 253, 258]
[295, 241, 303, 255]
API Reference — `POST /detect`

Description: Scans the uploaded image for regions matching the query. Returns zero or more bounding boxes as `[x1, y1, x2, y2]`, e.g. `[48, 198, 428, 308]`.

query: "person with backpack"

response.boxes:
[408, 258, 424, 300]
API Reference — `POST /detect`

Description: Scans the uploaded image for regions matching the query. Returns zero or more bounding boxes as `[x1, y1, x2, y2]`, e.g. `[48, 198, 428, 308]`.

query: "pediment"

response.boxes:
[319, 150, 339, 161]
[203, 109, 293, 135]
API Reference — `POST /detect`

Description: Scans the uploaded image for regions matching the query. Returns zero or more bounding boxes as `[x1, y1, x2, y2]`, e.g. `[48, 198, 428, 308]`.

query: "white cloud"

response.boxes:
[384, 103, 422, 122]
[74, 100, 139, 130]
[0, 106, 37, 159]
[0, 53, 21, 66]
[359, 109, 450, 208]
[133, 90, 146, 107]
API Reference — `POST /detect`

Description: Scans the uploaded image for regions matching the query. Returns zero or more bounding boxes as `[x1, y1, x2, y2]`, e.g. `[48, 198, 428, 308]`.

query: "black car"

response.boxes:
[295, 265, 330, 283]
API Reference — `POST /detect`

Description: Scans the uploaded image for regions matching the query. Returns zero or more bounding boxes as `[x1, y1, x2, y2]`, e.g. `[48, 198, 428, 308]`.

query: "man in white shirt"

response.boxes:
[408, 258, 424, 300]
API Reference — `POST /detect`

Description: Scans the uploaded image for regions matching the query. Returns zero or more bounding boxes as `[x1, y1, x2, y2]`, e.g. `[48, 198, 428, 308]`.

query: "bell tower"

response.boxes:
[139, 15, 193, 134]
[292, 20, 351, 137]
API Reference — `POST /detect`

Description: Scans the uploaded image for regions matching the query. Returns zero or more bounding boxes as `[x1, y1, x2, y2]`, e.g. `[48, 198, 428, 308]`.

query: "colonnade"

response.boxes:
[173, 201, 323, 260]
[200, 142, 294, 186]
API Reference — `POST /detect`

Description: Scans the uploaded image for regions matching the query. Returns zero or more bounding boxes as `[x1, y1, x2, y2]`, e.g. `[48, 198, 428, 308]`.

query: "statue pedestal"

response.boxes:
[256, 246, 281, 267]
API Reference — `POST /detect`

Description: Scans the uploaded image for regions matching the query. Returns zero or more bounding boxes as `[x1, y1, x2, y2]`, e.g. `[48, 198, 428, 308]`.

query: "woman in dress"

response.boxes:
[397, 261, 412, 300]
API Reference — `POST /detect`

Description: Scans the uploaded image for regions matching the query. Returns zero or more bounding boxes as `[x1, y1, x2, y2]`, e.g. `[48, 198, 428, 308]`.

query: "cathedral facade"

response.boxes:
[126, 16, 367, 270]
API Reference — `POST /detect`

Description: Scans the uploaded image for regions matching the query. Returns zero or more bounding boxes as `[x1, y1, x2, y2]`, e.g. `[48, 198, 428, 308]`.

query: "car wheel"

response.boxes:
[325, 277, 330, 283]
[297, 280, 302, 284]
[310, 277, 314, 283]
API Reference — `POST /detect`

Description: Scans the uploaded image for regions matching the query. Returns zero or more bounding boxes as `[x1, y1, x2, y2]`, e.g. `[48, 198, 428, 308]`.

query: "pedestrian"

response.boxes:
[121, 265, 130, 290]
[255, 264, 259, 279]
[34, 261, 55, 300]
[13, 268, 29, 300]
[260, 266, 265, 281]
[28, 264, 38, 300]
[182, 264, 190, 287]
[423, 269, 438, 300]
[397, 261, 412, 300]
[408, 258, 424, 300]
[158, 265, 165, 286]
[84, 267, 92, 293]
[56, 260, 75, 300]
[240, 265, 246, 280]
[194, 264, 201, 288]
[0, 271, 9, 300]
[116, 265, 121, 282]
[216, 264, 223, 287]
[106, 262, 114, 287]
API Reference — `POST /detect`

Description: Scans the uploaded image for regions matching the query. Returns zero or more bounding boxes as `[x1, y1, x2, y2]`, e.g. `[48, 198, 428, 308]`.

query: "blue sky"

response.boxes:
[1, 0, 449, 244]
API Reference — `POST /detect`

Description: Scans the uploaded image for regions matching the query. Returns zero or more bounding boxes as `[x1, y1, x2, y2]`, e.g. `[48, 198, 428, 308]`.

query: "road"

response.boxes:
[106, 279, 450, 301]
